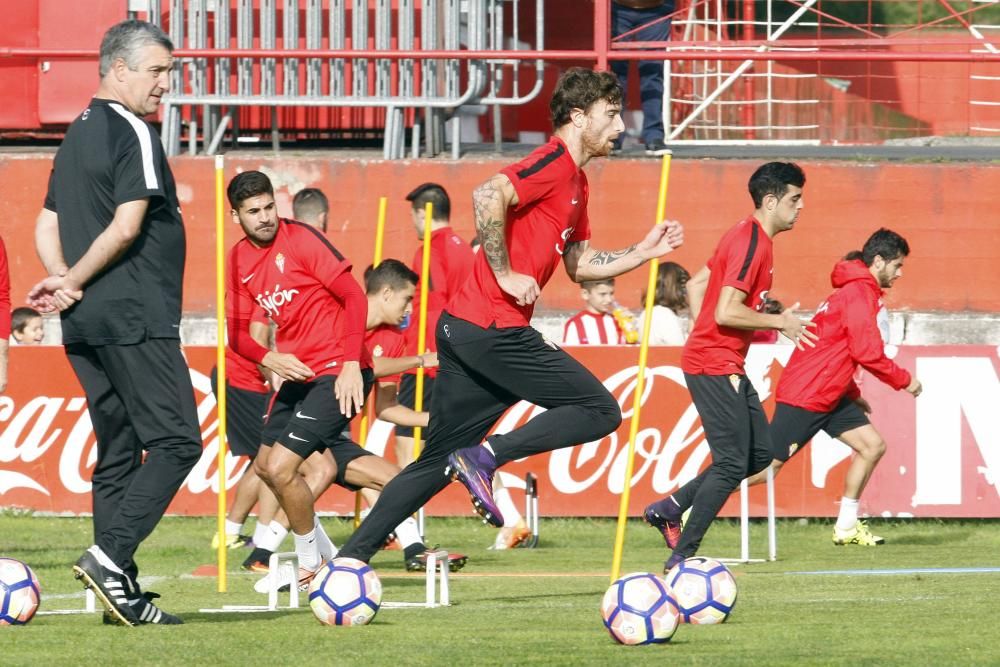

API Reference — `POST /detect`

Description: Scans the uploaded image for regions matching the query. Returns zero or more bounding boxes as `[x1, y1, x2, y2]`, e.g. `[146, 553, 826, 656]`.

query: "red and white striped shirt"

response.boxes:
[563, 311, 624, 346]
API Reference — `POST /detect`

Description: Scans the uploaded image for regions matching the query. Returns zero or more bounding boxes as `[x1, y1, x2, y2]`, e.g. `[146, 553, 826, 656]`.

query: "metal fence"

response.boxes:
[129, 0, 545, 157]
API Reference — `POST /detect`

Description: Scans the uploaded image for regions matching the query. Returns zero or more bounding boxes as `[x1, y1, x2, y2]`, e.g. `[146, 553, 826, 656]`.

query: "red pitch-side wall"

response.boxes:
[0, 345, 997, 519]
[1, 154, 998, 313]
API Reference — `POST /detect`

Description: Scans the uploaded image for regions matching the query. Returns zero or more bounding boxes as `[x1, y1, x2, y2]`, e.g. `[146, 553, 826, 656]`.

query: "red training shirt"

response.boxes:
[226, 219, 371, 378]
[404, 226, 475, 377]
[448, 136, 591, 328]
[682, 215, 774, 375]
[366, 324, 407, 384]
[776, 259, 911, 412]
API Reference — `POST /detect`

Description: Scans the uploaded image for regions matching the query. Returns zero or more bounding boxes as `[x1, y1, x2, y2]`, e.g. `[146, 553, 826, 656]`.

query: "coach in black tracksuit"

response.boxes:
[29, 20, 201, 627]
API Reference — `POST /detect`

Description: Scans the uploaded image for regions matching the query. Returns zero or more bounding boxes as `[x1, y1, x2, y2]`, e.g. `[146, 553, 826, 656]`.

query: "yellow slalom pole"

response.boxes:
[214, 154, 228, 593]
[610, 152, 672, 583]
[354, 196, 388, 528]
[411, 202, 434, 462]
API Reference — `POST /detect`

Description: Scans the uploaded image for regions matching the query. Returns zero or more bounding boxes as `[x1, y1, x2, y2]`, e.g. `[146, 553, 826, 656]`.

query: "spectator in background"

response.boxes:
[292, 187, 330, 233]
[637, 261, 689, 345]
[564, 278, 626, 345]
[0, 236, 9, 391]
[611, 0, 673, 156]
[750, 296, 784, 344]
[11, 307, 45, 345]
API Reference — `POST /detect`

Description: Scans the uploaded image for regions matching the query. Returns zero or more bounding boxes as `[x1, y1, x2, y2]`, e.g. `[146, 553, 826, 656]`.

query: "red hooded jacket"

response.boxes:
[775, 259, 911, 412]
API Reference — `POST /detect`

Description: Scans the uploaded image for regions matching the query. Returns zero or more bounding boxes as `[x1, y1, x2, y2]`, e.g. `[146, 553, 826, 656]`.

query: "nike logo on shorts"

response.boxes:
[295, 411, 317, 420]
[288, 432, 310, 442]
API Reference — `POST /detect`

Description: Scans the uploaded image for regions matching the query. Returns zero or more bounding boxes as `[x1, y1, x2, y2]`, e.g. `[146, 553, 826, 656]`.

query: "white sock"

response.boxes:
[314, 515, 339, 561]
[256, 521, 289, 552]
[224, 519, 244, 536]
[89, 545, 123, 574]
[836, 497, 860, 531]
[394, 516, 423, 549]
[494, 485, 522, 527]
[252, 521, 269, 546]
[293, 527, 320, 571]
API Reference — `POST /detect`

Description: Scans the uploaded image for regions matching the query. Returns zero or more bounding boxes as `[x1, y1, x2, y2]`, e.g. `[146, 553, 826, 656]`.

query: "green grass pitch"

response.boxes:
[2, 513, 999, 666]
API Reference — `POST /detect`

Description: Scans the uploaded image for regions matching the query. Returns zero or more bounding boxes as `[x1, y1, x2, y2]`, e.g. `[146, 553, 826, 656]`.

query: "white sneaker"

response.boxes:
[253, 560, 297, 594]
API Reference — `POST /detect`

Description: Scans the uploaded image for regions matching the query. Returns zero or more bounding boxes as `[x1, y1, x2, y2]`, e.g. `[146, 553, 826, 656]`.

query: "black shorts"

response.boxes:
[211, 367, 269, 458]
[770, 396, 870, 462]
[261, 370, 375, 459]
[327, 432, 376, 491]
[395, 374, 435, 438]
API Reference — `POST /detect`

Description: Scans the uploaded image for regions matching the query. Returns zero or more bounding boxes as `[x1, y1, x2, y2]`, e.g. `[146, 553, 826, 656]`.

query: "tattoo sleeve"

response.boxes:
[587, 244, 638, 267]
[473, 175, 511, 275]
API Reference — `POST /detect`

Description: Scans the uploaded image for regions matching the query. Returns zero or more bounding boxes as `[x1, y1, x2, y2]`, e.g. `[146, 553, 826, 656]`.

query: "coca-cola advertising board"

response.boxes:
[1, 345, 997, 518]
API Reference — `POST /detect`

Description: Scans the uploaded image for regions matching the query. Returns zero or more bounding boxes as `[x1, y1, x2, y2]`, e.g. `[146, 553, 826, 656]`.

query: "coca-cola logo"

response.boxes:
[0, 369, 247, 499]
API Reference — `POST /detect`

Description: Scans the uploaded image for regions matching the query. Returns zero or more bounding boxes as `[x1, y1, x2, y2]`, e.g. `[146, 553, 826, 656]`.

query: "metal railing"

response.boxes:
[130, 0, 545, 157]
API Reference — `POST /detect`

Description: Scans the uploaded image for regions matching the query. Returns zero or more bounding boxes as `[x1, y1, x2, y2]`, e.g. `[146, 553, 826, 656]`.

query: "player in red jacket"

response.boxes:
[660, 228, 922, 548]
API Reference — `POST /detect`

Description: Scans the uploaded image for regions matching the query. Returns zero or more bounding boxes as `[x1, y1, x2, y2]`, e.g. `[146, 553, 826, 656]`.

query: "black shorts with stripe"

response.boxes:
[770, 396, 870, 462]
[210, 367, 269, 458]
[395, 374, 435, 438]
[261, 370, 375, 459]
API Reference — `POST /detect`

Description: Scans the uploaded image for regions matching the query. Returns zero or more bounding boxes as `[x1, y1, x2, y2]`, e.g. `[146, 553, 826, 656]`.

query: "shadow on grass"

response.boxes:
[486, 590, 595, 604]
[890, 531, 973, 545]
[183, 608, 312, 624]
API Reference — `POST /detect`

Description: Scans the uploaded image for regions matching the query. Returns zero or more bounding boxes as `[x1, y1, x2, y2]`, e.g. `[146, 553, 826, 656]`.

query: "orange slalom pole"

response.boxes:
[214, 154, 228, 592]
[354, 196, 388, 528]
[610, 151, 672, 583]
[411, 202, 434, 461]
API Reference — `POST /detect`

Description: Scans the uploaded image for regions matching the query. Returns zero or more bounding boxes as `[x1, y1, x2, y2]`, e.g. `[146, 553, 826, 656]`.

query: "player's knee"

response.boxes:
[591, 391, 623, 435]
[265, 460, 298, 489]
[714, 458, 750, 486]
[307, 456, 337, 488]
[859, 437, 886, 462]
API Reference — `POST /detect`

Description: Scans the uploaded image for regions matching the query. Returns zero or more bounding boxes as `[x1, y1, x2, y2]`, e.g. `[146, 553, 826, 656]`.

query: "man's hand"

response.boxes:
[261, 351, 315, 383]
[777, 302, 819, 350]
[335, 361, 365, 417]
[420, 352, 439, 369]
[906, 378, 923, 397]
[637, 220, 685, 260]
[27, 275, 83, 313]
[853, 396, 873, 415]
[497, 271, 540, 306]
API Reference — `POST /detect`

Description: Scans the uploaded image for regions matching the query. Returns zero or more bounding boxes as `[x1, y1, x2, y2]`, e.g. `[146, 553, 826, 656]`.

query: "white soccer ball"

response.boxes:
[665, 557, 738, 624]
[601, 572, 680, 645]
[308, 557, 382, 626]
[0, 558, 41, 626]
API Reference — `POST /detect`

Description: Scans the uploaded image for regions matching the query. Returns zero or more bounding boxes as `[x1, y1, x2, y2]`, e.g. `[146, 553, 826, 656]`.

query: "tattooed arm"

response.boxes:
[562, 221, 686, 282]
[472, 174, 541, 306]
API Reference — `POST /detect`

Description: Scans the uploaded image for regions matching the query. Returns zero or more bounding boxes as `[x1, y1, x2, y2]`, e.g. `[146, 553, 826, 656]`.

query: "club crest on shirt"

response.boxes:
[372, 344, 384, 357]
[275, 252, 286, 273]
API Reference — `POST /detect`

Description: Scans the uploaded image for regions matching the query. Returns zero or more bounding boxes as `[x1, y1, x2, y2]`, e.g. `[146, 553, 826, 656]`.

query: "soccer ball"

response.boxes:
[601, 572, 680, 645]
[308, 557, 382, 626]
[665, 557, 737, 624]
[0, 558, 41, 626]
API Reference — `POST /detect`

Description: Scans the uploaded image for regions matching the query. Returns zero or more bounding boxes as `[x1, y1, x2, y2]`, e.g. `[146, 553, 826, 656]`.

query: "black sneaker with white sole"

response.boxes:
[72, 548, 140, 627]
[102, 590, 183, 626]
[645, 140, 670, 156]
